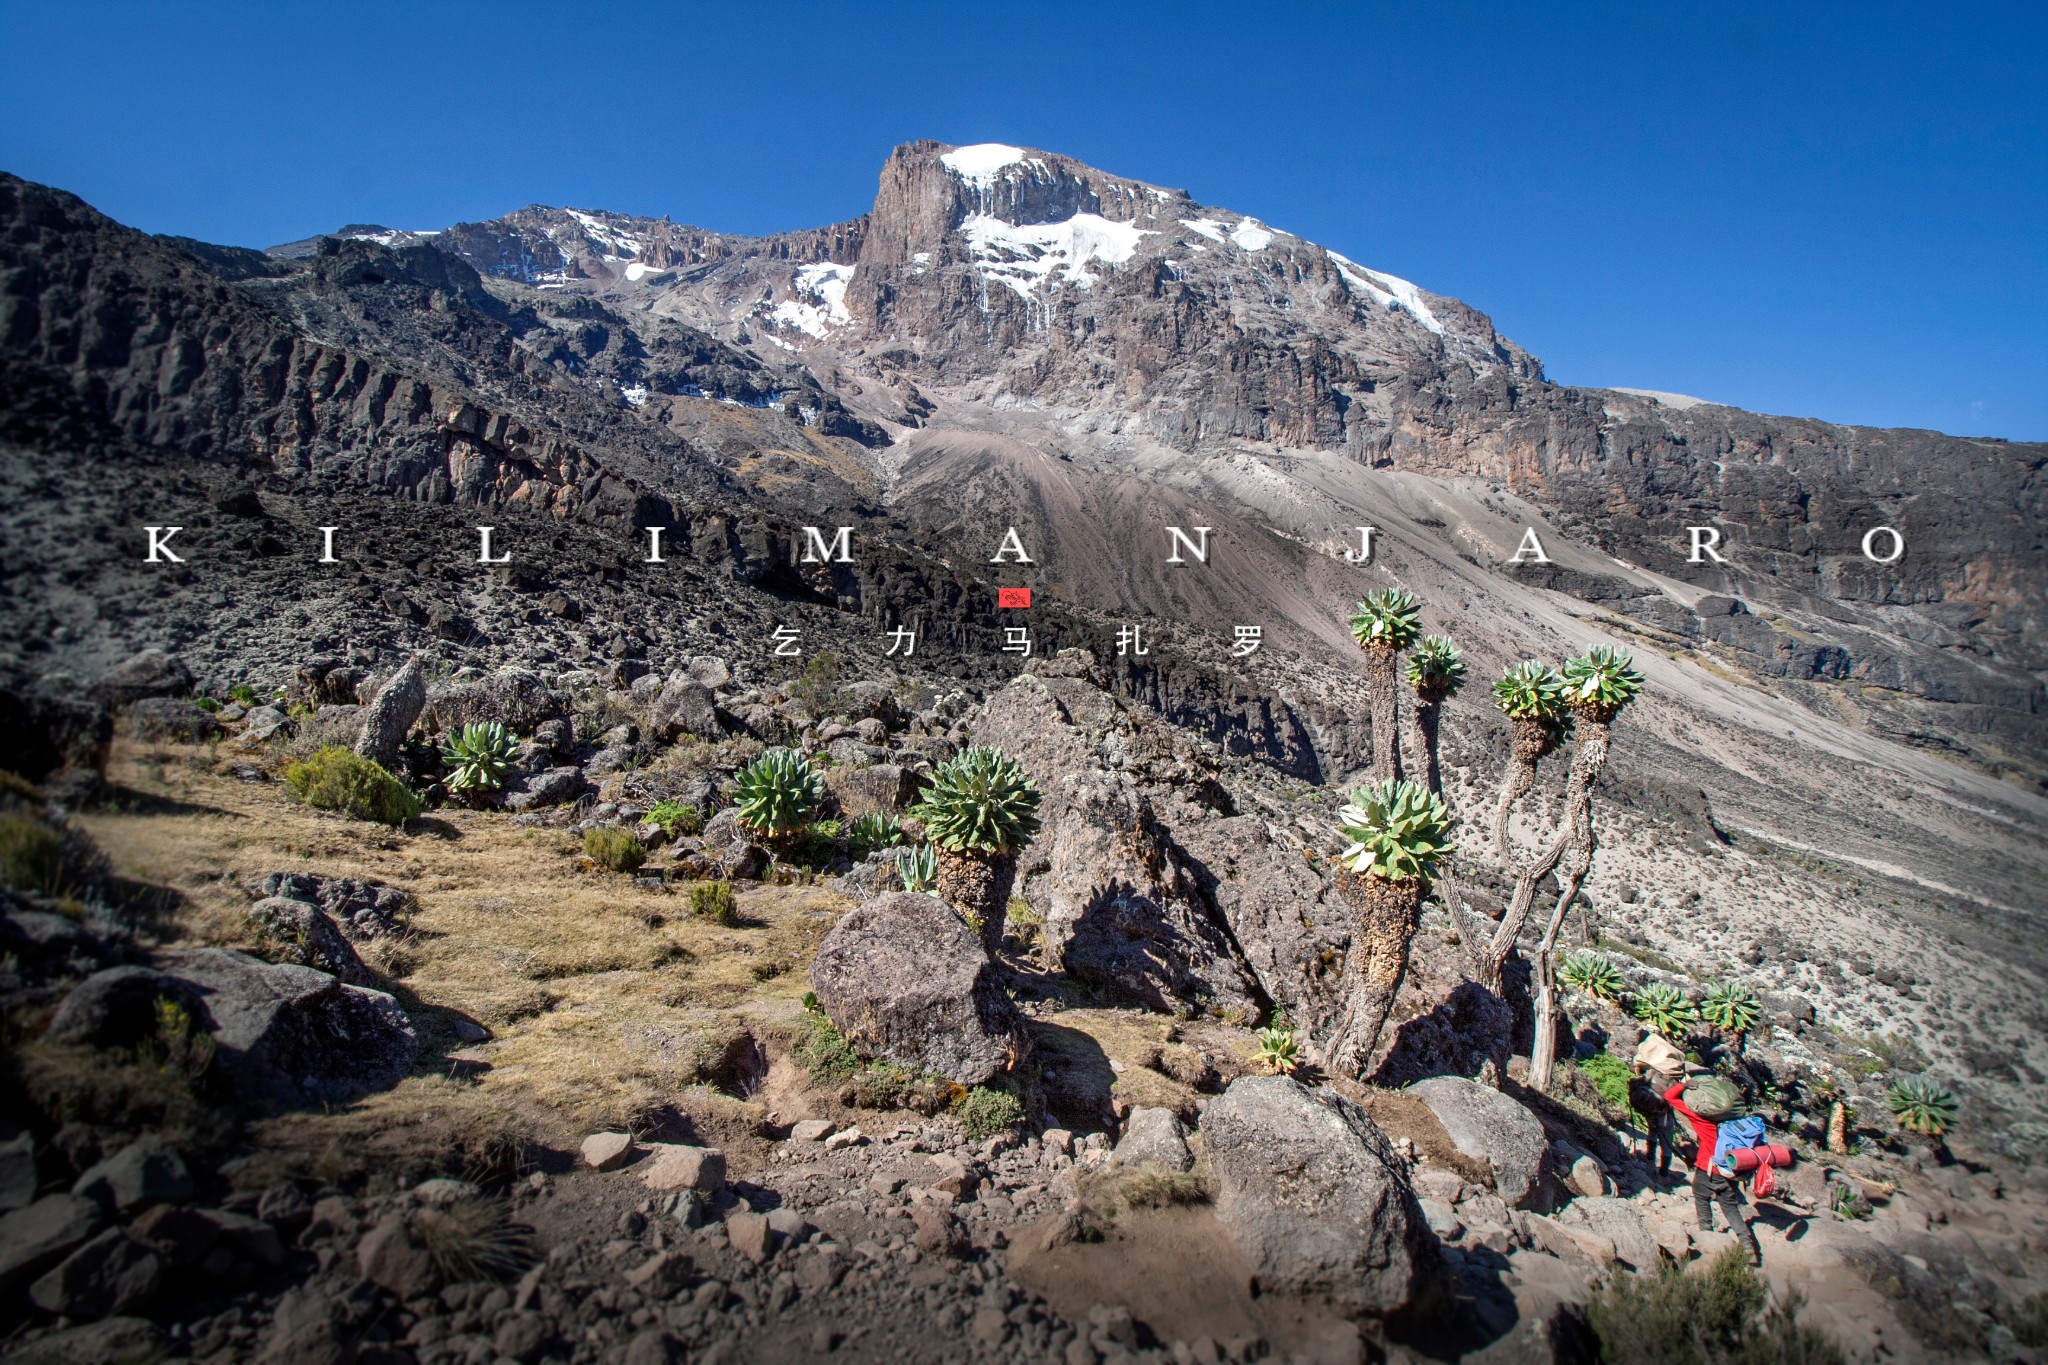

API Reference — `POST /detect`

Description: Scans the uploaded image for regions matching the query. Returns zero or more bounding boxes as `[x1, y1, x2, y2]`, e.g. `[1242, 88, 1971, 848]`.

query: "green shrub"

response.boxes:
[1578, 1051, 1634, 1112]
[410, 1197, 531, 1282]
[1587, 1248, 1846, 1364]
[228, 683, 259, 707]
[911, 746, 1042, 853]
[795, 1013, 860, 1082]
[847, 811, 901, 857]
[732, 749, 824, 839]
[1336, 779, 1454, 882]
[0, 813, 70, 896]
[1347, 587, 1422, 650]
[1701, 981, 1763, 1037]
[1006, 896, 1044, 950]
[441, 721, 518, 795]
[1561, 644, 1646, 723]
[284, 747, 419, 827]
[1405, 634, 1466, 701]
[1561, 951, 1629, 1002]
[648, 799, 701, 836]
[2003, 1292, 2048, 1350]
[690, 879, 737, 926]
[1887, 1075, 1959, 1139]
[898, 843, 939, 893]
[954, 1084, 1025, 1140]
[193, 696, 221, 713]
[584, 826, 646, 873]
[1632, 982, 1698, 1037]
[1253, 1025, 1302, 1075]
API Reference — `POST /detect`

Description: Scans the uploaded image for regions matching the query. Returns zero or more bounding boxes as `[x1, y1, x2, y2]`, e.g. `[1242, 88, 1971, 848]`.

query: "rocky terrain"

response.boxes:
[0, 140, 2045, 1361]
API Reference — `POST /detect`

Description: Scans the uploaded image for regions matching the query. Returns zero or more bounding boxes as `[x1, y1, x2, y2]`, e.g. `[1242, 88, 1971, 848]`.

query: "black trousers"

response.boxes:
[1693, 1167, 1760, 1257]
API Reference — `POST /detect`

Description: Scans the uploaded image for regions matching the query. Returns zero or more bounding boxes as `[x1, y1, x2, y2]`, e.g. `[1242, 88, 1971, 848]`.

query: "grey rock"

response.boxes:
[502, 765, 585, 811]
[0, 1132, 37, 1213]
[0, 1315, 163, 1365]
[1570, 1195, 1661, 1270]
[89, 650, 191, 707]
[28, 1227, 163, 1318]
[0, 1194, 102, 1295]
[648, 677, 723, 742]
[248, 871, 414, 940]
[625, 1248, 694, 1297]
[245, 895, 374, 985]
[44, 965, 201, 1049]
[357, 1214, 441, 1299]
[686, 655, 731, 689]
[242, 704, 293, 740]
[1202, 1075, 1436, 1317]
[70, 1136, 191, 1212]
[622, 1328, 683, 1365]
[1112, 1107, 1193, 1173]
[152, 947, 417, 1107]
[424, 667, 568, 733]
[127, 695, 219, 742]
[1763, 991, 1816, 1026]
[823, 762, 924, 819]
[1407, 1076, 1551, 1209]
[809, 891, 1027, 1085]
[354, 653, 425, 769]
[726, 1209, 773, 1261]
[837, 680, 900, 725]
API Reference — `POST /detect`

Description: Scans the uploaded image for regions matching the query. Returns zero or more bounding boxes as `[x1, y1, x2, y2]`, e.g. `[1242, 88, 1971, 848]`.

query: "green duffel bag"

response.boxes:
[1683, 1075, 1742, 1119]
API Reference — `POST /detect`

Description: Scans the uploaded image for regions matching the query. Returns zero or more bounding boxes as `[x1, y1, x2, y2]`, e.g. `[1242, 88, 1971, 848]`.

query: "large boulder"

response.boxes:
[43, 965, 203, 1049]
[245, 896, 375, 986]
[0, 689, 112, 786]
[808, 892, 1027, 1085]
[28, 1228, 163, 1318]
[125, 696, 219, 743]
[0, 1194, 102, 1295]
[354, 654, 425, 770]
[971, 673, 1259, 1016]
[423, 668, 567, 733]
[88, 651, 191, 707]
[1112, 1107, 1194, 1172]
[151, 948, 416, 1107]
[1407, 1077, 1551, 1209]
[247, 871, 414, 941]
[70, 1137, 191, 1213]
[647, 677, 723, 742]
[823, 763, 923, 818]
[1202, 1075, 1437, 1318]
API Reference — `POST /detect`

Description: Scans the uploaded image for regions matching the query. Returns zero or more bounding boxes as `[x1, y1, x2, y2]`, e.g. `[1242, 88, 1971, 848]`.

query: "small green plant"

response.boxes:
[1404, 634, 1467, 701]
[1577, 1051, 1634, 1112]
[0, 812, 70, 896]
[689, 879, 737, 925]
[1560, 950, 1628, 1002]
[1886, 1075, 1959, 1139]
[795, 1013, 860, 1083]
[787, 650, 842, 717]
[1006, 896, 1044, 951]
[1586, 1248, 1845, 1364]
[953, 1084, 1025, 1140]
[731, 748, 824, 840]
[912, 746, 1042, 854]
[146, 996, 216, 1080]
[584, 826, 646, 873]
[284, 747, 419, 827]
[1492, 659, 1569, 720]
[1700, 981, 1762, 1037]
[410, 1197, 531, 1282]
[801, 990, 821, 1014]
[228, 683, 259, 707]
[441, 721, 518, 795]
[1347, 587, 1423, 650]
[2003, 1292, 2048, 1350]
[647, 799, 702, 836]
[1829, 1182, 1872, 1220]
[846, 811, 901, 857]
[1632, 981, 1698, 1037]
[1560, 643, 1647, 722]
[192, 696, 220, 713]
[1253, 1025, 1302, 1075]
[898, 843, 939, 893]
[1335, 779, 1454, 882]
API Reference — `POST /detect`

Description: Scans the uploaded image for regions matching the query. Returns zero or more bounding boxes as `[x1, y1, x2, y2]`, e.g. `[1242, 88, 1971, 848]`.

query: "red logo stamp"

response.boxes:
[998, 587, 1031, 608]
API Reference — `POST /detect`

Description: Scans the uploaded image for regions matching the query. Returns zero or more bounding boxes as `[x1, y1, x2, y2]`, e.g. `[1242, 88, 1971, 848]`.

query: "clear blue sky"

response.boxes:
[4, 1, 2042, 439]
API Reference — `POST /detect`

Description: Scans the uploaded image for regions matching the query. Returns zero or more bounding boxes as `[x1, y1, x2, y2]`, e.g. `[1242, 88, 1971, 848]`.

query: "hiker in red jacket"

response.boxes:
[1666, 1076, 1762, 1266]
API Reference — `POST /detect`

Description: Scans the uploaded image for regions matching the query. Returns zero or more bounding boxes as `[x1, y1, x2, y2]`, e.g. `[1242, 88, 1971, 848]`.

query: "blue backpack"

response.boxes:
[1712, 1115, 1768, 1172]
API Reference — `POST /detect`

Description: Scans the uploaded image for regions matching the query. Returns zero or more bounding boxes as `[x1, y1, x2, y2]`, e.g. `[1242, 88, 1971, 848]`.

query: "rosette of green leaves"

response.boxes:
[732, 748, 824, 837]
[1336, 779, 1455, 882]
[911, 746, 1042, 854]
[1347, 587, 1423, 650]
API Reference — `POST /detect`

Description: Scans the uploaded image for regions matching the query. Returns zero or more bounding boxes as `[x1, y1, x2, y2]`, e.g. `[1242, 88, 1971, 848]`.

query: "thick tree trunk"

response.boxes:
[1490, 716, 1555, 866]
[935, 848, 1016, 956]
[1322, 869, 1426, 1078]
[1363, 645, 1401, 784]
[1479, 720, 1611, 994]
[1411, 699, 1443, 796]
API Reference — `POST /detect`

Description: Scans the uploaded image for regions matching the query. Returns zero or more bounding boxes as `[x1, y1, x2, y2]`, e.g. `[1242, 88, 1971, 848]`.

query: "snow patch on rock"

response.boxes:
[1327, 250, 1445, 336]
[767, 262, 856, 339]
[960, 212, 1151, 299]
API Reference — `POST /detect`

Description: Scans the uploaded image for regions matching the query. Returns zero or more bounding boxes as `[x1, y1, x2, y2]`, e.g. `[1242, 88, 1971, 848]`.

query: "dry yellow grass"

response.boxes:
[79, 738, 851, 1176]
